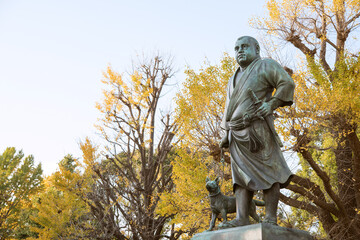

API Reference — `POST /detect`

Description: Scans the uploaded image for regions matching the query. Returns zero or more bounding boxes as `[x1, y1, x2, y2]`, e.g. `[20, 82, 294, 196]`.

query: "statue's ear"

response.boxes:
[215, 177, 220, 184]
[206, 177, 210, 183]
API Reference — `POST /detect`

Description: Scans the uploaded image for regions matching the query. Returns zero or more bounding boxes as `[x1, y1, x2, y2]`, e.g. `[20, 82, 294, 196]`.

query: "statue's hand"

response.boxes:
[220, 135, 229, 148]
[255, 101, 272, 117]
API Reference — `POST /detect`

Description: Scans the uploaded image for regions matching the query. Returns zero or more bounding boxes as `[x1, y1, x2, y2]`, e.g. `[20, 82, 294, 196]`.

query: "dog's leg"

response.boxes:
[220, 209, 228, 222]
[208, 212, 217, 231]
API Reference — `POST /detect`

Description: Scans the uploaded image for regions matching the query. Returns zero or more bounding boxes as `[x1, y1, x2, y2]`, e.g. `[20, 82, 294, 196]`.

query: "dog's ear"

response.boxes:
[206, 177, 210, 183]
[215, 177, 220, 184]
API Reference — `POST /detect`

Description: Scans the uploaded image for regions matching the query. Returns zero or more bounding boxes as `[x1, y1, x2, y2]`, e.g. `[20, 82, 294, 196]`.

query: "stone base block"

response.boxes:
[191, 223, 313, 240]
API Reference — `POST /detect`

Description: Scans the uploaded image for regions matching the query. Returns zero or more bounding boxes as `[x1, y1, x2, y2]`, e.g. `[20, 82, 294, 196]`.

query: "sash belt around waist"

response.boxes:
[227, 115, 264, 153]
[228, 114, 251, 131]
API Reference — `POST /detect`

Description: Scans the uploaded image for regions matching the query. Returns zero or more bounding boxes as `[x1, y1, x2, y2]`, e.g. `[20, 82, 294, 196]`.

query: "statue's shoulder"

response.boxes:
[260, 58, 281, 66]
[258, 58, 284, 72]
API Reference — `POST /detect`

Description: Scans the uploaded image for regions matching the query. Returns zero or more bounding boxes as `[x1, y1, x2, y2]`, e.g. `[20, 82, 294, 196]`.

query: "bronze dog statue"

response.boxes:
[205, 177, 265, 231]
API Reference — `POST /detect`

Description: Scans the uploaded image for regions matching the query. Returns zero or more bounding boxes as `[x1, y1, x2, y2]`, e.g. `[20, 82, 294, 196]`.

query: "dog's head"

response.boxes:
[205, 177, 220, 194]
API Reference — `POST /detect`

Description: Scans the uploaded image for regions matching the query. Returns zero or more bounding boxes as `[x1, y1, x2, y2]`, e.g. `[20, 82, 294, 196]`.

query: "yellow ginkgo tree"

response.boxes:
[30, 155, 97, 240]
[251, 0, 360, 239]
[0, 147, 42, 240]
[92, 54, 180, 240]
[157, 54, 238, 238]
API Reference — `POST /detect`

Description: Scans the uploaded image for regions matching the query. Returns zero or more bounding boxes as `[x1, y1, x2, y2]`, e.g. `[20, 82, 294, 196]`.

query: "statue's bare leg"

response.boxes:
[235, 184, 253, 225]
[263, 183, 280, 225]
[218, 184, 253, 229]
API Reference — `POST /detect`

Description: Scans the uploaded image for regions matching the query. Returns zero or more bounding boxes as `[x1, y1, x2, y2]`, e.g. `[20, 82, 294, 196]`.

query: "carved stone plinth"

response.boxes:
[191, 223, 313, 240]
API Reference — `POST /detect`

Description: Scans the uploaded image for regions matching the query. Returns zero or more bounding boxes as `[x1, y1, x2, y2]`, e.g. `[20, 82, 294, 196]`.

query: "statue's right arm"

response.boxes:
[220, 130, 229, 148]
[220, 78, 232, 149]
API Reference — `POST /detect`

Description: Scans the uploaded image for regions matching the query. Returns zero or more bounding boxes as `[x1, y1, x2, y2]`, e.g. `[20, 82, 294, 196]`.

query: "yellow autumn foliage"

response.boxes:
[250, 0, 360, 37]
[251, 0, 360, 238]
[96, 66, 155, 144]
[30, 155, 94, 240]
[157, 54, 237, 236]
[276, 55, 360, 149]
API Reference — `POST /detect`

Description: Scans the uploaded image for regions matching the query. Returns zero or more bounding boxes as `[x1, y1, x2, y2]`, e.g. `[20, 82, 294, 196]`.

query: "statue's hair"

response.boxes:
[236, 36, 260, 53]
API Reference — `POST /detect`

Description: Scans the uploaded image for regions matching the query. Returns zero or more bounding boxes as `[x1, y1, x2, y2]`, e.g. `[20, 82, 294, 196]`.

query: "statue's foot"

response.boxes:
[263, 218, 278, 226]
[218, 219, 249, 229]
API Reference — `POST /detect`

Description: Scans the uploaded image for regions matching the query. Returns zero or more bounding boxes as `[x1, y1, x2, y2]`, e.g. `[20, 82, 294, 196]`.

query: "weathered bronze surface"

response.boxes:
[219, 36, 295, 228]
[193, 223, 313, 240]
[205, 177, 264, 231]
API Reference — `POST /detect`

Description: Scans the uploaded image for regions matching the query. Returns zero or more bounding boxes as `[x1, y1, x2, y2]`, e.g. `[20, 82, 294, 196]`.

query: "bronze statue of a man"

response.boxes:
[219, 36, 295, 228]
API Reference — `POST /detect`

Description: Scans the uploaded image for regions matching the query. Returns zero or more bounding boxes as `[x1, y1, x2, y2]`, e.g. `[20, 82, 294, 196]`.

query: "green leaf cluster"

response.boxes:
[0, 147, 42, 240]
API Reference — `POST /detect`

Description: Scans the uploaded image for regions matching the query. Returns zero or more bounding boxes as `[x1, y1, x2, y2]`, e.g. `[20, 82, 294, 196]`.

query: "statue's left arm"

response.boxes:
[255, 59, 295, 117]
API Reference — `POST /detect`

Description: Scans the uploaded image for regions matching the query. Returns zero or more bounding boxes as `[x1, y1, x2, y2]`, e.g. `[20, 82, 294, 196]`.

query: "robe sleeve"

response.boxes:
[263, 58, 295, 107]
[220, 76, 233, 130]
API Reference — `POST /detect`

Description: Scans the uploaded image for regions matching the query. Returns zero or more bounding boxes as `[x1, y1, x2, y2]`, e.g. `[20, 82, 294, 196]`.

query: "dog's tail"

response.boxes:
[253, 199, 265, 206]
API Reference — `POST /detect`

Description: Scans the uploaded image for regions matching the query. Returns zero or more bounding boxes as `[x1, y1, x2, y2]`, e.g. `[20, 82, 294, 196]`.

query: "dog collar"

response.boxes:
[209, 190, 221, 197]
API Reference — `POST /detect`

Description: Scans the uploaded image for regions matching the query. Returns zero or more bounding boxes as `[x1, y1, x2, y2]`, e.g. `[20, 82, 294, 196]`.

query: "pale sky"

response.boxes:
[0, 0, 268, 175]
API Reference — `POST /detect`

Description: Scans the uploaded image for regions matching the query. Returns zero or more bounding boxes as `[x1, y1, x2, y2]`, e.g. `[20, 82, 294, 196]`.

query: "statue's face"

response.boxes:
[235, 38, 259, 68]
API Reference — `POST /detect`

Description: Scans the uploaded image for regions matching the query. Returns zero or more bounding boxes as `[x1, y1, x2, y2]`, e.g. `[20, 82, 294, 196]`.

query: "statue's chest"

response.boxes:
[233, 72, 243, 88]
[230, 72, 270, 100]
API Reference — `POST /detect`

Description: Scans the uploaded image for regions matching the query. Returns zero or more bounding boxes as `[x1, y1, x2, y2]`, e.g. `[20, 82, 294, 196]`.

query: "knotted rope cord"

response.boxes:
[220, 148, 225, 186]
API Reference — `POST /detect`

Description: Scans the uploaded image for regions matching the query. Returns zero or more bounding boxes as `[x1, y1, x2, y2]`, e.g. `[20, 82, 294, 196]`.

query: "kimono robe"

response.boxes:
[221, 57, 295, 191]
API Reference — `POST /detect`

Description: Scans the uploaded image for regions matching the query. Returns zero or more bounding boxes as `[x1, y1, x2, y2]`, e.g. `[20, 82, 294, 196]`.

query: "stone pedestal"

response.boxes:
[191, 223, 313, 240]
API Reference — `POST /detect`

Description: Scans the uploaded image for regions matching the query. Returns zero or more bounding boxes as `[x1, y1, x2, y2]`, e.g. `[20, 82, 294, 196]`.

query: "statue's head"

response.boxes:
[235, 36, 260, 68]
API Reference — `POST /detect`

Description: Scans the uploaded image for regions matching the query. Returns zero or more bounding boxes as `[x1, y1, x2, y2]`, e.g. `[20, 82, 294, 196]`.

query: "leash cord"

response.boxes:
[220, 148, 225, 186]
